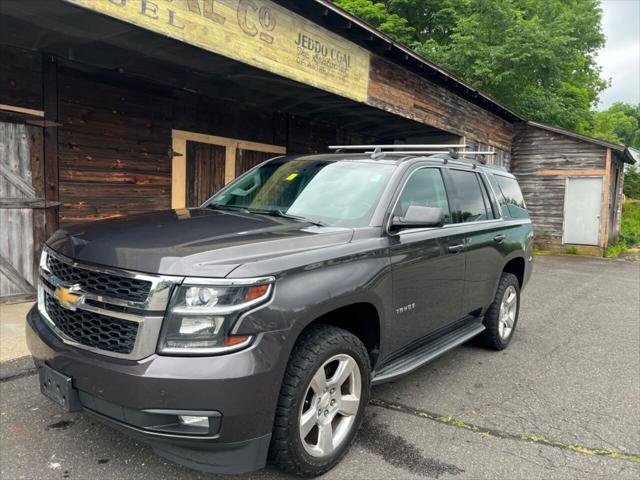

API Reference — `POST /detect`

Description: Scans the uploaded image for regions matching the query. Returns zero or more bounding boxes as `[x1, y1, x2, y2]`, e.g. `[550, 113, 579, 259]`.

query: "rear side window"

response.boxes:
[493, 175, 528, 219]
[448, 169, 494, 223]
[395, 168, 451, 224]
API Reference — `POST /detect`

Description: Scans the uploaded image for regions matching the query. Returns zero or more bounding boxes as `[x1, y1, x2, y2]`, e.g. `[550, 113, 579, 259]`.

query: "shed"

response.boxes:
[512, 122, 637, 254]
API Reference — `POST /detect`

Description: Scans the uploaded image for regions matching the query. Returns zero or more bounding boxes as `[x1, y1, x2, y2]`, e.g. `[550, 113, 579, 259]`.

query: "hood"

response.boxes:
[47, 209, 354, 277]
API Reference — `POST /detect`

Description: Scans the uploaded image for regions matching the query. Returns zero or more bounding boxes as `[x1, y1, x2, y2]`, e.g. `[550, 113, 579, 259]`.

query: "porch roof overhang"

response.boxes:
[0, 0, 455, 141]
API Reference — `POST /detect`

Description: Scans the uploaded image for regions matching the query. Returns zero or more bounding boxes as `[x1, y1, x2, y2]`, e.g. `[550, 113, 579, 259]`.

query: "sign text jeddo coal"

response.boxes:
[65, 0, 371, 102]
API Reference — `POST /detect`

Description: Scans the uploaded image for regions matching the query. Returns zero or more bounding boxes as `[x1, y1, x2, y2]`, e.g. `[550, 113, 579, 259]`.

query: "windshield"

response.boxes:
[205, 158, 396, 227]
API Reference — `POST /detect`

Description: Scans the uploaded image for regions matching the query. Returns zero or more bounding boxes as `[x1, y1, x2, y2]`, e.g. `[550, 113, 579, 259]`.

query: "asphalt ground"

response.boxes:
[1, 255, 639, 479]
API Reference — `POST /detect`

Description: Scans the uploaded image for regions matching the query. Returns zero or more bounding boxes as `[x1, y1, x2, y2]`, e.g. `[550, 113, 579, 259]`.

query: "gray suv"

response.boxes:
[27, 148, 533, 477]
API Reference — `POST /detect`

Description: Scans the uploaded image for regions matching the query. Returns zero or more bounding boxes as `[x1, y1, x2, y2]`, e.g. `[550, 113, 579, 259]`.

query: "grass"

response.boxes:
[564, 247, 578, 255]
[605, 199, 640, 257]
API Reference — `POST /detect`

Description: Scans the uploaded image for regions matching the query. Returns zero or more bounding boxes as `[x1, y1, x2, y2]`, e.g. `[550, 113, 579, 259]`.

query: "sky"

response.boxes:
[596, 0, 640, 109]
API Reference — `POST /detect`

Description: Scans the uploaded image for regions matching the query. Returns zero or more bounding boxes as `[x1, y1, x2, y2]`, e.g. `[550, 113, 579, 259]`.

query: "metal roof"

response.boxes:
[527, 121, 637, 164]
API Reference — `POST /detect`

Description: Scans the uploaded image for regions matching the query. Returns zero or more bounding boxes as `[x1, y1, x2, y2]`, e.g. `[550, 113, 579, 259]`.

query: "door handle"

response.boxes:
[448, 244, 465, 254]
[493, 234, 507, 243]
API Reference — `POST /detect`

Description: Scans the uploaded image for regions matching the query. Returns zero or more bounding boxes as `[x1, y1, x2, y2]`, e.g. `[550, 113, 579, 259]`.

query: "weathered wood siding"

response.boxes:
[57, 68, 173, 226]
[0, 123, 43, 300]
[368, 56, 513, 152]
[0, 45, 42, 111]
[511, 124, 607, 248]
[0, 43, 521, 229]
[609, 156, 625, 244]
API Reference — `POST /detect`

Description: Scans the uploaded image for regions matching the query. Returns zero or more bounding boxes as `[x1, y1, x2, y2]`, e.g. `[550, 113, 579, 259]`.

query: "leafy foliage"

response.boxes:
[605, 199, 640, 256]
[333, 0, 416, 45]
[334, 0, 607, 130]
[578, 102, 640, 147]
[623, 165, 640, 199]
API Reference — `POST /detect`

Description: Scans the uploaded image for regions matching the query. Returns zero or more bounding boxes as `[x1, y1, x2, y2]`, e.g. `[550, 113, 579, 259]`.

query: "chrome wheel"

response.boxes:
[299, 354, 362, 458]
[498, 285, 518, 340]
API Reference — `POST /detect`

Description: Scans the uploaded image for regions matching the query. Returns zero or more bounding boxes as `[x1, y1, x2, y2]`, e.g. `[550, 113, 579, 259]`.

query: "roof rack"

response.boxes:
[328, 144, 496, 161]
[363, 150, 497, 155]
[329, 144, 467, 150]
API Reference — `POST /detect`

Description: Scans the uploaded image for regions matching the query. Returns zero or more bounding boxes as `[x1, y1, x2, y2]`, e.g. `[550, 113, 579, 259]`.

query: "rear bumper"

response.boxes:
[26, 305, 287, 474]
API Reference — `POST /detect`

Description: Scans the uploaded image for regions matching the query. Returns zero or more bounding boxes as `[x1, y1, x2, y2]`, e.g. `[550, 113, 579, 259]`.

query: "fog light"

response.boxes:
[178, 415, 209, 428]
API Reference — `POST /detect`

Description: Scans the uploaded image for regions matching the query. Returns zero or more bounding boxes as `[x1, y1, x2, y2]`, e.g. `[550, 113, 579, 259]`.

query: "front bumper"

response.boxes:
[26, 306, 287, 474]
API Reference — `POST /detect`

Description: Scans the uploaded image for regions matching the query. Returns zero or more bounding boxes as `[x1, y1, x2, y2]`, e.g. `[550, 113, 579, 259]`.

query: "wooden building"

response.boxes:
[0, 0, 636, 300]
[512, 122, 637, 255]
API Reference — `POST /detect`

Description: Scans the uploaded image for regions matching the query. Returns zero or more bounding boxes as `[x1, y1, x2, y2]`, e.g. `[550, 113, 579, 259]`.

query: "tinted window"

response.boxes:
[395, 168, 451, 224]
[448, 170, 491, 223]
[208, 159, 396, 227]
[494, 175, 528, 219]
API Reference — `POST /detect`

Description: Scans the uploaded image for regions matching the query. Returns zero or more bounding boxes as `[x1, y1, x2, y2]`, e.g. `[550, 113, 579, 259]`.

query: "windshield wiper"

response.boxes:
[206, 204, 250, 213]
[250, 208, 327, 227]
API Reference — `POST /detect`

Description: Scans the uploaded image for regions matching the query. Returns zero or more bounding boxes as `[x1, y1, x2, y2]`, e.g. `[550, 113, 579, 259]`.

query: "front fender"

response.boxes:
[233, 248, 393, 366]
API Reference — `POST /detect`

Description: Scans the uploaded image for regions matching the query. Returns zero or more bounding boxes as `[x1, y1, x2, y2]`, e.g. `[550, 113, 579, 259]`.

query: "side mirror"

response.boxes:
[391, 205, 444, 231]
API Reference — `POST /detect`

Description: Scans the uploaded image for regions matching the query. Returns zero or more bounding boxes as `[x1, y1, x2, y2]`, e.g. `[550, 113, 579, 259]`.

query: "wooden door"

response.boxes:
[236, 148, 277, 176]
[0, 122, 44, 301]
[563, 177, 603, 245]
[186, 141, 226, 207]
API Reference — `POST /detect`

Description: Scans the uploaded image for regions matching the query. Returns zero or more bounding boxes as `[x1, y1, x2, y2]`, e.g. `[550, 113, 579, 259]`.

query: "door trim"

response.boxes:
[562, 175, 604, 246]
[171, 130, 286, 209]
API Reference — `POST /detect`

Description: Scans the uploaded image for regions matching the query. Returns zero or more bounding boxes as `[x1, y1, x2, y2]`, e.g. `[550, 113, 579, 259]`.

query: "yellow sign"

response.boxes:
[64, 0, 371, 102]
[54, 286, 81, 310]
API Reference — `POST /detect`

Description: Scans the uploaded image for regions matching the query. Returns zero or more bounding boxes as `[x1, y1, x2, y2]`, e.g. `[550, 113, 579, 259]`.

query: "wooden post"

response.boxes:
[600, 148, 612, 249]
[42, 54, 59, 236]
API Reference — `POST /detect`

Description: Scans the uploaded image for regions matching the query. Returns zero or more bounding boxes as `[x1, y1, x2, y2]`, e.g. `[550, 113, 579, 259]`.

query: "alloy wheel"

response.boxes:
[498, 285, 518, 340]
[299, 354, 362, 458]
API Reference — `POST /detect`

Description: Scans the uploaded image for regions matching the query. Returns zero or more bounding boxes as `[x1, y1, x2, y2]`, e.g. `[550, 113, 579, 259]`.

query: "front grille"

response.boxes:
[45, 292, 139, 354]
[47, 255, 151, 302]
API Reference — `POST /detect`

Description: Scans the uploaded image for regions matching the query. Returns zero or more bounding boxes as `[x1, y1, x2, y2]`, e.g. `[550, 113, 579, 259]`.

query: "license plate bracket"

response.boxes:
[38, 364, 82, 412]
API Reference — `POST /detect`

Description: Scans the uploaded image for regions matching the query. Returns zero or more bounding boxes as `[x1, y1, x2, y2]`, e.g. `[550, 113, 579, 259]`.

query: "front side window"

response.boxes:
[448, 169, 492, 223]
[206, 158, 396, 227]
[395, 168, 451, 224]
[494, 174, 528, 219]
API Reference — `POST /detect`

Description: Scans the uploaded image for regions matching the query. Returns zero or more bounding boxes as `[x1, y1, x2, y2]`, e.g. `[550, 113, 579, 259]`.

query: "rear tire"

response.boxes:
[479, 272, 520, 350]
[270, 325, 371, 477]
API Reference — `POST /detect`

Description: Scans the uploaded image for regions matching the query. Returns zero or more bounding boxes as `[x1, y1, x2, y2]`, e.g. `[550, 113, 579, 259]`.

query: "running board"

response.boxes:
[372, 321, 485, 385]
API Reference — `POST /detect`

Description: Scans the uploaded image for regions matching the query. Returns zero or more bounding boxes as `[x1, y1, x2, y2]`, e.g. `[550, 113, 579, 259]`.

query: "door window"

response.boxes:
[395, 168, 451, 224]
[494, 175, 528, 219]
[448, 169, 493, 223]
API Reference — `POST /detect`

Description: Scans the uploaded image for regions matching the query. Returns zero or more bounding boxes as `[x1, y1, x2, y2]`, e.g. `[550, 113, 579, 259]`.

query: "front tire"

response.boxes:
[270, 325, 371, 477]
[479, 272, 520, 350]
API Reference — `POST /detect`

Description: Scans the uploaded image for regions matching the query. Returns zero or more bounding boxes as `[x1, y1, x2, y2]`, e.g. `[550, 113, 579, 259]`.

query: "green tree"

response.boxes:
[623, 165, 640, 199]
[578, 102, 640, 147]
[333, 0, 416, 45]
[334, 0, 607, 130]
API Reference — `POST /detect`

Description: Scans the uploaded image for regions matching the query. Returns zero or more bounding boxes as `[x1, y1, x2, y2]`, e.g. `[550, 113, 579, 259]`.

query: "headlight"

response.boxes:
[158, 280, 273, 355]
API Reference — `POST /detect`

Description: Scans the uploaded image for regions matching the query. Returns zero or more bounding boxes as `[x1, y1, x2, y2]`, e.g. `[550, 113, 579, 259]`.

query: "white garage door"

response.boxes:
[563, 177, 603, 245]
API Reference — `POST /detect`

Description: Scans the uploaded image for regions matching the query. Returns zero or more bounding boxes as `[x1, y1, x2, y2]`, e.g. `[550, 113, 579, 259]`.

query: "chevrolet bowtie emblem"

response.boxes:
[54, 286, 81, 310]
